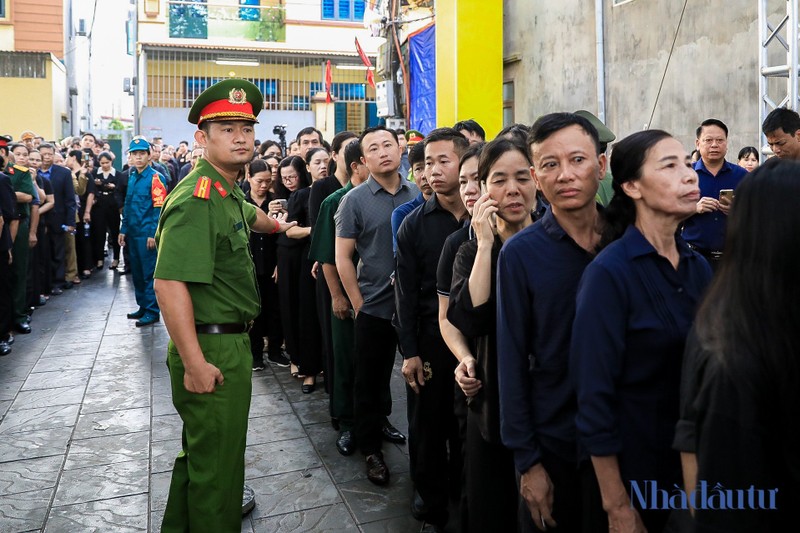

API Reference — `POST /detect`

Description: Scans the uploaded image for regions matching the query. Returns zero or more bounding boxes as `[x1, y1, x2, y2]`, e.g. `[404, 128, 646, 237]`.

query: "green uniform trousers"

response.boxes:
[11, 220, 30, 323]
[162, 333, 252, 533]
[330, 312, 355, 430]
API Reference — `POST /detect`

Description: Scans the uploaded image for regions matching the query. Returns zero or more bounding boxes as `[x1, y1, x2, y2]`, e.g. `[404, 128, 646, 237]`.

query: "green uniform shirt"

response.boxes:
[595, 168, 615, 207]
[154, 159, 259, 324]
[8, 165, 34, 218]
[308, 181, 352, 265]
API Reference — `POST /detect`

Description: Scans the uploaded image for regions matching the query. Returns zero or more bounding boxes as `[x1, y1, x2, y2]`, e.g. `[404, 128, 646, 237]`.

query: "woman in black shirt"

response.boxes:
[448, 137, 541, 533]
[245, 159, 286, 371]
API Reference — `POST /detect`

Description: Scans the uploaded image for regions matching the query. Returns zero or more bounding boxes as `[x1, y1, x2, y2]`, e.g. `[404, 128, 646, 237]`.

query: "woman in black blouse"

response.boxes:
[448, 137, 541, 533]
[245, 159, 287, 371]
[678, 160, 798, 532]
[270, 156, 321, 393]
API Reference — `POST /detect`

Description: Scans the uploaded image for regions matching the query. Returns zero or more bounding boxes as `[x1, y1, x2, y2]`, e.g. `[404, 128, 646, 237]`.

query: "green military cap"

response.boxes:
[406, 129, 424, 145]
[574, 110, 616, 143]
[188, 79, 263, 126]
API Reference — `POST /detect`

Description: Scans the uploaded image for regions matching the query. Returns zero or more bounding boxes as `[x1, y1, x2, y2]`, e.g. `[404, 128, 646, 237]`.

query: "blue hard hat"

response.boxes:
[128, 137, 151, 152]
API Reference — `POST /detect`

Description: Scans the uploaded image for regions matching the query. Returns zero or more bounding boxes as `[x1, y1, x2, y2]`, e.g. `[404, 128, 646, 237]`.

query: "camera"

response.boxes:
[273, 124, 288, 157]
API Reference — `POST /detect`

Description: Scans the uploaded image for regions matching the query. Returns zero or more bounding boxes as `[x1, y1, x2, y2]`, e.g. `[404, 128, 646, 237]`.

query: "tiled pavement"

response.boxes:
[0, 267, 422, 532]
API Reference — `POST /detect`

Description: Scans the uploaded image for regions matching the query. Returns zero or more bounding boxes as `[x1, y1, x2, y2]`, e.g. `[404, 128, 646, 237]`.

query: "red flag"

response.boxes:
[325, 60, 332, 104]
[354, 37, 376, 89]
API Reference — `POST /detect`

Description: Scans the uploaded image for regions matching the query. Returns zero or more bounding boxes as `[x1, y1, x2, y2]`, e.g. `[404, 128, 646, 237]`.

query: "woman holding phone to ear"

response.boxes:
[447, 137, 543, 533]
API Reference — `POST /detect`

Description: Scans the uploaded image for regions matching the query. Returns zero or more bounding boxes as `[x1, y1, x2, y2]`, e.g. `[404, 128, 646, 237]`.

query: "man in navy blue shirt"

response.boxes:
[497, 113, 607, 531]
[681, 118, 746, 270]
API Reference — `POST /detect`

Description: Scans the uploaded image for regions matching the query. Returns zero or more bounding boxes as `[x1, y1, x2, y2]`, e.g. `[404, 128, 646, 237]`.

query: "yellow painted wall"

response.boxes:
[435, 0, 503, 138]
[0, 64, 60, 139]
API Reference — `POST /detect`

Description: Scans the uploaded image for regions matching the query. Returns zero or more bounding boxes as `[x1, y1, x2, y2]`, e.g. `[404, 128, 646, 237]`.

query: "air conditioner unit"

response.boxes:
[375, 81, 395, 118]
[376, 41, 392, 80]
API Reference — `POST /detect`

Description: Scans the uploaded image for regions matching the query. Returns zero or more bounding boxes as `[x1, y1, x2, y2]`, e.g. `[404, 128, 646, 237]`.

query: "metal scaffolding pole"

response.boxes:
[759, 0, 800, 148]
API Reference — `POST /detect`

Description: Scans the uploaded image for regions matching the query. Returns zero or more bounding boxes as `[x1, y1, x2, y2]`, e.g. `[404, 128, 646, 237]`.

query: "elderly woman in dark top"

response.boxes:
[448, 137, 541, 533]
[676, 160, 798, 532]
[570, 130, 712, 532]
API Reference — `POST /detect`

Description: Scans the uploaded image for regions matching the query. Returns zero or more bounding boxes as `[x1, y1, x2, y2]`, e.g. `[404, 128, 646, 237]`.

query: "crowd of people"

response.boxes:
[3, 92, 799, 533]
[0, 131, 206, 353]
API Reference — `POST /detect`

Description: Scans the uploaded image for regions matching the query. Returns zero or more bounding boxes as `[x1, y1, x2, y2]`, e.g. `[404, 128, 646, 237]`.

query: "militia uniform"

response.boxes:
[7, 162, 36, 330]
[121, 138, 167, 326]
[156, 79, 263, 532]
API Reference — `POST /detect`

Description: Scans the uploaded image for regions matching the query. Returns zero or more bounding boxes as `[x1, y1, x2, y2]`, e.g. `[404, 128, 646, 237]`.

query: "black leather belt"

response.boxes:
[195, 322, 252, 334]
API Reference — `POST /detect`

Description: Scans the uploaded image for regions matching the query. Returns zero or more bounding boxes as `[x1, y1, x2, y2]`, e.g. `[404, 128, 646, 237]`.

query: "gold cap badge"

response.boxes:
[229, 88, 247, 105]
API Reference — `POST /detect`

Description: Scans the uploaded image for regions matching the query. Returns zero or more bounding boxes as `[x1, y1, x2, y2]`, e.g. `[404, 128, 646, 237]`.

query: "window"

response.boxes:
[183, 77, 278, 108]
[502, 81, 514, 126]
[169, 0, 208, 39]
[0, 53, 46, 79]
[321, 0, 365, 22]
[0, 0, 6, 19]
[239, 0, 259, 21]
[310, 82, 366, 101]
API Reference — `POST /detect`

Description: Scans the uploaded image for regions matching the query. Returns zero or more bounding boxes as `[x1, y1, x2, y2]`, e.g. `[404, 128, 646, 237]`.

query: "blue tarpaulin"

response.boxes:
[408, 24, 436, 134]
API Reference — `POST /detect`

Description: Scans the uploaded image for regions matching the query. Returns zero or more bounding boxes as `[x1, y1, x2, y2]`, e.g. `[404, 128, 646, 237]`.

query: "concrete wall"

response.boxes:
[140, 107, 314, 145]
[504, 0, 761, 154]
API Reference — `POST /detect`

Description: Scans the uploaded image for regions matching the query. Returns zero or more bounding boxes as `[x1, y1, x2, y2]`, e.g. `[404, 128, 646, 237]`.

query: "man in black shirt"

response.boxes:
[395, 128, 469, 530]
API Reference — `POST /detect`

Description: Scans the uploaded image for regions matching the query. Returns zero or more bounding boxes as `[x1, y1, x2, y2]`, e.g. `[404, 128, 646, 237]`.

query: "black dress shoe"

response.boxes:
[63, 281, 74, 290]
[381, 421, 406, 444]
[50, 287, 63, 296]
[0, 341, 11, 356]
[36, 296, 47, 307]
[336, 430, 356, 456]
[301, 381, 316, 394]
[127, 309, 145, 319]
[411, 490, 430, 521]
[13, 322, 31, 334]
[366, 452, 389, 486]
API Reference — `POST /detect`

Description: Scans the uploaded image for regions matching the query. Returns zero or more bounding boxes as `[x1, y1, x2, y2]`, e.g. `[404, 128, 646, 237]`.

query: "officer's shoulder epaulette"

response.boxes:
[13, 164, 28, 172]
[193, 176, 212, 200]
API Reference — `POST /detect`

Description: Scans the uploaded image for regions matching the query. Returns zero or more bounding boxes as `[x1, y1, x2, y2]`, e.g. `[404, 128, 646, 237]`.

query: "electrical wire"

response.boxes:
[647, 0, 689, 128]
[390, 0, 410, 124]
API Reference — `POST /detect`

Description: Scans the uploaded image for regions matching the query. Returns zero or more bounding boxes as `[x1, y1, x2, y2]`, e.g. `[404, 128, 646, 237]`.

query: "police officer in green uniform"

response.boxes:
[154, 79, 296, 532]
[6, 148, 36, 333]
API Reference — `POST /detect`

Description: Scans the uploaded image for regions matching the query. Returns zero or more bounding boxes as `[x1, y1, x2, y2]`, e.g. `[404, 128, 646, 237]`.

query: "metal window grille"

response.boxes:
[144, 48, 376, 111]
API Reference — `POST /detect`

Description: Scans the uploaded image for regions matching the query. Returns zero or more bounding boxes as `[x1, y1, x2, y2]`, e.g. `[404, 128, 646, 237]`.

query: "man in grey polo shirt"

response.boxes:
[335, 125, 419, 485]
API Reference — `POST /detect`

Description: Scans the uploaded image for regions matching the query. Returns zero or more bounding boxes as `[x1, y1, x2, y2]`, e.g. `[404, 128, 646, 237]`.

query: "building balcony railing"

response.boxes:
[168, 0, 286, 42]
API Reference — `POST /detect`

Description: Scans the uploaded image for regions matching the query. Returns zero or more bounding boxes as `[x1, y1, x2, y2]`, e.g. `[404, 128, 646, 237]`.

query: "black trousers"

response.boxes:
[406, 330, 461, 526]
[316, 272, 334, 396]
[48, 227, 66, 287]
[295, 248, 322, 376]
[517, 450, 606, 533]
[75, 223, 93, 273]
[0, 249, 12, 337]
[463, 410, 519, 533]
[92, 196, 120, 262]
[276, 245, 301, 361]
[27, 222, 50, 305]
[353, 311, 397, 455]
[248, 272, 283, 362]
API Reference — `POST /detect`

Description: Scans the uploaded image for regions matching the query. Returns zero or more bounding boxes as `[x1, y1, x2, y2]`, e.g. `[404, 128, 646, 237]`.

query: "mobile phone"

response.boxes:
[278, 199, 288, 211]
[719, 189, 734, 203]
